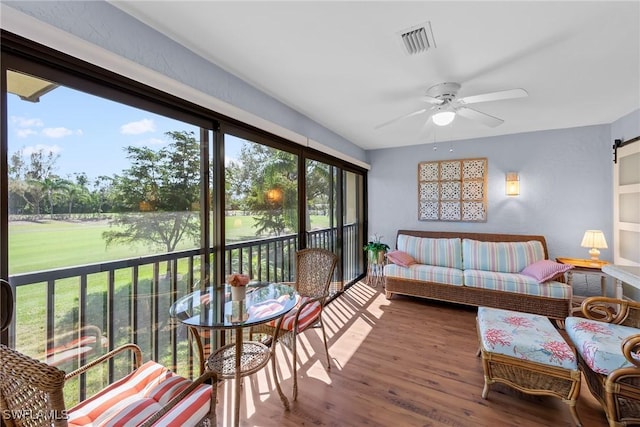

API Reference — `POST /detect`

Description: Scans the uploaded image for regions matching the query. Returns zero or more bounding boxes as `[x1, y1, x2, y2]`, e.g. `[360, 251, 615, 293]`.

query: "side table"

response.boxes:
[556, 257, 610, 313]
[366, 255, 386, 288]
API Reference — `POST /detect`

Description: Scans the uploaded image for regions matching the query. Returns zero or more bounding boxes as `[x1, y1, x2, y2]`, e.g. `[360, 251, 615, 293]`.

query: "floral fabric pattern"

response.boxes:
[477, 307, 577, 370]
[565, 317, 639, 375]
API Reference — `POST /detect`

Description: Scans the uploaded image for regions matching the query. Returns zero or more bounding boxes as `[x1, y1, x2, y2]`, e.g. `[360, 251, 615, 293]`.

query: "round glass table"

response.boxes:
[170, 282, 297, 427]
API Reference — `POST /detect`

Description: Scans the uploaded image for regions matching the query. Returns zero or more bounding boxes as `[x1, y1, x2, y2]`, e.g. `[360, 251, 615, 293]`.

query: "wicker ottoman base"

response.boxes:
[477, 309, 582, 426]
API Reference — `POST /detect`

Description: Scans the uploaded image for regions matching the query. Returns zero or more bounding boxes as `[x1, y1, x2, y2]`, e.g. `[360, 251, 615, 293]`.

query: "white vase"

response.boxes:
[230, 285, 247, 301]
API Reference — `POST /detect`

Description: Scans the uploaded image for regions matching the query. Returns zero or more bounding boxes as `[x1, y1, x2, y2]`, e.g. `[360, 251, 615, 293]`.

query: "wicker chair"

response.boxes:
[0, 343, 217, 426]
[566, 297, 640, 427]
[251, 247, 337, 400]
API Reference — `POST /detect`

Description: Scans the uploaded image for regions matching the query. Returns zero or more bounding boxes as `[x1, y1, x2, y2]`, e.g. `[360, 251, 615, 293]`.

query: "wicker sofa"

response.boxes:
[383, 230, 572, 320]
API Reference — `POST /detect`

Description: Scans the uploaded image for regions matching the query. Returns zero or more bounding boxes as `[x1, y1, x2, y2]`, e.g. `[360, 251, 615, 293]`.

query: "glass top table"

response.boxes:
[170, 282, 297, 427]
[170, 282, 297, 328]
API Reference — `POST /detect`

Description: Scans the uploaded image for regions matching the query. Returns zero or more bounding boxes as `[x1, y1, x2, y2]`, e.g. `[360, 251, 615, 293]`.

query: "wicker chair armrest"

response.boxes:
[139, 370, 217, 427]
[64, 343, 142, 381]
[580, 297, 640, 325]
[621, 334, 640, 368]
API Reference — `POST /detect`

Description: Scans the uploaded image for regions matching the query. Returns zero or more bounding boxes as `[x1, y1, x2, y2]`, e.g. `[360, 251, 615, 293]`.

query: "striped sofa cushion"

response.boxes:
[384, 264, 464, 286]
[397, 235, 462, 269]
[267, 296, 322, 332]
[462, 239, 545, 273]
[68, 360, 211, 426]
[463, 270, 571, 299]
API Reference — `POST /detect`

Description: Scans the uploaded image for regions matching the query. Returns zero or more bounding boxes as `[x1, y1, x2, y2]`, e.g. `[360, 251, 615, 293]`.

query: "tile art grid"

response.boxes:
[418, 158, 487, 222]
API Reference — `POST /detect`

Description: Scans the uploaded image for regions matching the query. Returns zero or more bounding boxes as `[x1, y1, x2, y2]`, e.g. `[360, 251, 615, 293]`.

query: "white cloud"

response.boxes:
[10, 116, 44, 128]
[120, 119, 156, 135]
[16, 129, 38, 138]
[41, 127, 74, 138]
[22, 144, 62, 156]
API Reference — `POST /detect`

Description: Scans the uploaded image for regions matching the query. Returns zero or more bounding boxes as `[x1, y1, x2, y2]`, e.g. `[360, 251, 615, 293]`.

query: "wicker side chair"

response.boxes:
[0, 343, 217, 427]
[566, 297, 640, 427]
[251, 247, 337, 400]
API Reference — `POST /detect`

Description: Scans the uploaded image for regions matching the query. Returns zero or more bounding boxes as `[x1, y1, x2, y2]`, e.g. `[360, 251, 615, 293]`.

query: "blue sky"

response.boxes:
[8, 83, 243, 186]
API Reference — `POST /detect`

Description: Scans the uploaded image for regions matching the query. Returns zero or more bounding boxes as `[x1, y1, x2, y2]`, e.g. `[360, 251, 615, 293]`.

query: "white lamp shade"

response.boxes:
[432, 111, 455, 126]
[580, 230, 608, 249]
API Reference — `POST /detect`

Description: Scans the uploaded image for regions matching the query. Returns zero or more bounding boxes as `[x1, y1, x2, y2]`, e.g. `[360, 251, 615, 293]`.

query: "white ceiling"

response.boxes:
[111, 1, 640, 150]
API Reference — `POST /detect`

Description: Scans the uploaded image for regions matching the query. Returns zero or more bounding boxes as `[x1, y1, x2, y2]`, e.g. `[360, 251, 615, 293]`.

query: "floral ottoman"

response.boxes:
[476, 307, 582, 426]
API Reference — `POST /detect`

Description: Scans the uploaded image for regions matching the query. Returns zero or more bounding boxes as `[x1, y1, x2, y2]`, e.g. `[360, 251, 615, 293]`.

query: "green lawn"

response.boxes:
[8, 214, 330, 349]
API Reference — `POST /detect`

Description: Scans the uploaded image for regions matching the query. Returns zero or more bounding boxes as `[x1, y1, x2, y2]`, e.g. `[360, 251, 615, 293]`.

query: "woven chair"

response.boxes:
[250, 247, 337, 400]
[566, 297, 640, 427]
[0, 343, 217, 426]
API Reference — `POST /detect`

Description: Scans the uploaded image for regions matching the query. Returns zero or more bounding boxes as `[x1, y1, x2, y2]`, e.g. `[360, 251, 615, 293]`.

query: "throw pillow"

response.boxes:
[386, 250, 417, 268]
[521, 259, 573, 283]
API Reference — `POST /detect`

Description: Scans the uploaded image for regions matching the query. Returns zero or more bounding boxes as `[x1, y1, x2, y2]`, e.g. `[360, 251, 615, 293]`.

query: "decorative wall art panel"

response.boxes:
[418, 157, 487, 222]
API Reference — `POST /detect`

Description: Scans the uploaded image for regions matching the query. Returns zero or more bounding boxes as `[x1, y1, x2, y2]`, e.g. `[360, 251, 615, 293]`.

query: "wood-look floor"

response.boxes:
[214, 281, 609, 426]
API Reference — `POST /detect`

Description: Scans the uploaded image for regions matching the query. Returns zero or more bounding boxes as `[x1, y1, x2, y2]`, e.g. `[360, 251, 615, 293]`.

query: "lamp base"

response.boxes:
[588, 248, 601, 260]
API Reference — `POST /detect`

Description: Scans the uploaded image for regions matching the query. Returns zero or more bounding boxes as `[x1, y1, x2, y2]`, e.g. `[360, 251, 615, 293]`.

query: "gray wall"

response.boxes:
[367, 123, 618, 261]
[2, 0, 367, 164]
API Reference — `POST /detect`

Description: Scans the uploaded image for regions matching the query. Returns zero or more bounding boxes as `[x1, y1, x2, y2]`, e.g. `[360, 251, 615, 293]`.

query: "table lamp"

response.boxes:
[580, 230, 608, 260]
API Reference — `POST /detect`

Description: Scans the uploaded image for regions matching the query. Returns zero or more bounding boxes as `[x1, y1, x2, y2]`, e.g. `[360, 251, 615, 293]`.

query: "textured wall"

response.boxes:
[367, 123, 616, 261]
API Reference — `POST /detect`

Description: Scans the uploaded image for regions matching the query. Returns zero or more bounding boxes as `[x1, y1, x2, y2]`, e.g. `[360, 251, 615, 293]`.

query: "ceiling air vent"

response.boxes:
[399, 22, 436, 55]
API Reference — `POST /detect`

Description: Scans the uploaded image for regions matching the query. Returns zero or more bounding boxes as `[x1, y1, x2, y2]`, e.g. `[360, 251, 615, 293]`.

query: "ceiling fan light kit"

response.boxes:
[375, 82, 529, 131]
[432, 110, 455, 126]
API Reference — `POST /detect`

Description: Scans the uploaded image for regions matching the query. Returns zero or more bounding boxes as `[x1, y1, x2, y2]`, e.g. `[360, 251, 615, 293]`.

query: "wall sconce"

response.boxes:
[580, 230, 608, 260]
[505, 172, 520, 196]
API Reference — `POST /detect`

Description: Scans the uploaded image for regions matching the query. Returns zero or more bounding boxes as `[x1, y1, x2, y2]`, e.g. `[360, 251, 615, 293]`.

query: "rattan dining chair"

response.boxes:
[251, 247, 338, 400]
[0, 343, 217, 426]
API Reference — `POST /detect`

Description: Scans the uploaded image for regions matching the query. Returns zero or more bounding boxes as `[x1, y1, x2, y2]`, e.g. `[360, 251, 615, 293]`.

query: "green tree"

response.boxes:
[234, 143, 298, 236]
[102, 131, 201, 253]
[8, 148, 60, 216]
[92, 175, 115, 214]
[61, 178, 90, 215]
[41, 176, 65, 218]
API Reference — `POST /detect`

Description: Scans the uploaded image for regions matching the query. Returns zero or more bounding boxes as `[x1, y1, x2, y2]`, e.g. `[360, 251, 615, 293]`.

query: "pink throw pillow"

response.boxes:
[386, 250, 416, 268]
[521, 260, 573, 283]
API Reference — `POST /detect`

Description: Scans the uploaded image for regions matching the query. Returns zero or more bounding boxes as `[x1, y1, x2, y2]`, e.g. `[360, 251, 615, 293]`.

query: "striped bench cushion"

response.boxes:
[397, 235, 462, 269]
[267, 296, 321, 332]
[68, 360, 211, 426]
[464, 270, 571, 299]
[462, 239, 545, 273]
[384, 264, 464, 286]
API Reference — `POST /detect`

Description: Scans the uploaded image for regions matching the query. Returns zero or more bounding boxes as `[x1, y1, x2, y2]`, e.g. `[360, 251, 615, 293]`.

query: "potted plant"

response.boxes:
[226, 273, 251, 300]
[363, 234, 390, 265]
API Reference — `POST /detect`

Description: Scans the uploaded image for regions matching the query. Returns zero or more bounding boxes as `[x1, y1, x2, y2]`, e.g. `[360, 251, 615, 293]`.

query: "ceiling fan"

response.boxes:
[375, 82, 528, 129]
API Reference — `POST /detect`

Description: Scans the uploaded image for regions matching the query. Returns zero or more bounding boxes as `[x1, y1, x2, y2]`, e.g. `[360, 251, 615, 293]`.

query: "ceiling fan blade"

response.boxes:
[374, 108, 428, 129]
[422, 95, 445, 105]
[457, 88, 528, 105]
[456, 106, 504, 128]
